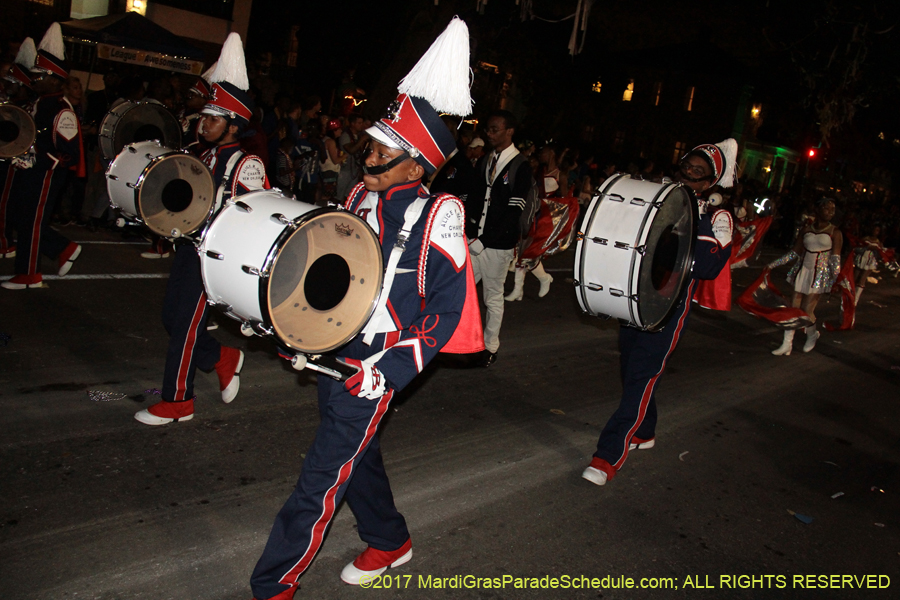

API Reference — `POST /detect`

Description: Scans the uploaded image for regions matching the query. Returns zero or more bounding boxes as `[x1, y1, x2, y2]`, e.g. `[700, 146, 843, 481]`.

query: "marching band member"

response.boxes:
[134, 33, 269, 425]
[2, 24, 83, 290]
[0, 36, 37, 260]
[767, 197, 842, 355]
[582, 139, 736, 487]
[250, 18, 482, 600]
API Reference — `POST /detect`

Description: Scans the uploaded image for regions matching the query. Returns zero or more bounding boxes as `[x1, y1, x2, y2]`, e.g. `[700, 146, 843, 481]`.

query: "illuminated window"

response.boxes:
[684, 86, 695, 111]
[29, 0, 54, 5]
[751, 104, 761, 119]
[672, 141, 686, 164]
[653, 82, 662, 106]
[592, 81, 602, 93]
[622, 79, 634, 102]
[877, 132, 884, 140]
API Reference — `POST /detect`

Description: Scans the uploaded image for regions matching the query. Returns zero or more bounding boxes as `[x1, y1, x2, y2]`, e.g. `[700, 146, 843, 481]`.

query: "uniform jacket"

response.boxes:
[342, 180, 471, 392]
[200, 141, 268, 198]
[31, 92, 82, 172]
[464, 146, 532, 250]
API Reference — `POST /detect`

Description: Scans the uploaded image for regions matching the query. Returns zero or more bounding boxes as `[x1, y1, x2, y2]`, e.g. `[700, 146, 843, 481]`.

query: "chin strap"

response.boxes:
[362, 151, 411, 175]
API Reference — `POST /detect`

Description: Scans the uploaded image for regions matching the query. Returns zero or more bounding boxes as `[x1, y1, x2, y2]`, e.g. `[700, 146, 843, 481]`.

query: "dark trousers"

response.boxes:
[13, 167, 71, 275]
[0, 163, 18, 251]
[161, 244, 221, 401]
[593, 280, 698, 473]
[250, 374, 408, 600]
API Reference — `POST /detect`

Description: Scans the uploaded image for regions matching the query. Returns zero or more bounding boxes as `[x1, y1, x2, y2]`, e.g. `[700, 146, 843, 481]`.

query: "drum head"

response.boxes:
[105, 103, 181, 159]
[636, 186, 696, 329]
[0, 105, 36, 158]
[137, 153, 215, 237]
[266, 212, 383, 354]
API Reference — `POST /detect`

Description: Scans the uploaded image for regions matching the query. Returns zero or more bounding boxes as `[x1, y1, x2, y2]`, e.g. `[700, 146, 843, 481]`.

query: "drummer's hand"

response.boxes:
[344, 358, 388, 400]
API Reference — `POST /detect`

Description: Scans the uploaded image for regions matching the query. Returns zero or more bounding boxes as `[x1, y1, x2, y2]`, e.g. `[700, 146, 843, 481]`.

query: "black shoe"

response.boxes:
[476, 349, 497, 367]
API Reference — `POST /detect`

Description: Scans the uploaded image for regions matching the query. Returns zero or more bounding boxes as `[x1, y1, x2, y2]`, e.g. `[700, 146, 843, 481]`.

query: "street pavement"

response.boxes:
[1, 224, 898, 600]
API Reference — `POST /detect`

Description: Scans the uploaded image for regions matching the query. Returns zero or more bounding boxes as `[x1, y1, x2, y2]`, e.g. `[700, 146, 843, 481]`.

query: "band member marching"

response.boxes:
[582, 139, 737, 486]
[2, 24, 84, 290]
[134, 33, 269, 425]
[249, 17, 483, 600]
[0, 36, 38, 259]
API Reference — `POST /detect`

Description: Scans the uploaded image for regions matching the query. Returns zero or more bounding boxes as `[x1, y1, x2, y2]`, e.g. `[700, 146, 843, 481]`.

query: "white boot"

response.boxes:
[854, 287, 863, 305]
[505, 268, 525, 301]
[533, 263, 553, 298]
[772, 329, 794, 356]
[803, 324, 820, 353]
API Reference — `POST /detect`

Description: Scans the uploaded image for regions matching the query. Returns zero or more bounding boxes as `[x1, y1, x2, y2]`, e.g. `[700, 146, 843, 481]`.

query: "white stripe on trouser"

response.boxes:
[470, 247, 514, 353]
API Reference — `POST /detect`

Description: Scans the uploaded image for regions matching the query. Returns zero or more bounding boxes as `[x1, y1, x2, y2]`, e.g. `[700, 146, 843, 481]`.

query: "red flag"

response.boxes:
[731, 215, 774, 266]
[736, 268, 812, 329]
[824, 253, 857, 331]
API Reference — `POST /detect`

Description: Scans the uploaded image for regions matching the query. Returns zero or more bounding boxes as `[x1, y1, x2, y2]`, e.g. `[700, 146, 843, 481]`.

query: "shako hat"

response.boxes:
[4, 37, 36, 87]
[33, 23, 68, 81]
[367, 16, 473, 175]
[686, 138, 739, 188]
[202, 34, 253, 128]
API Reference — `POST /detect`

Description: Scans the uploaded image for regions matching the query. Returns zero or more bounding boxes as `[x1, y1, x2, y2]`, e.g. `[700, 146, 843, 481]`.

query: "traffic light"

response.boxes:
[808, 149, 816, 158]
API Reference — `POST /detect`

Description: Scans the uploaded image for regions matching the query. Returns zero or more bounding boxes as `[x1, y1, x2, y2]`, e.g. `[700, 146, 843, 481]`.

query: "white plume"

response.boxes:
[14, 38, 37, 69]
[716, 138, 739, 188]
[38, 23, 65, 61]
[209, 33, 249, 90]
[201, 61, 217, 83]
[398, 16, 473, 116]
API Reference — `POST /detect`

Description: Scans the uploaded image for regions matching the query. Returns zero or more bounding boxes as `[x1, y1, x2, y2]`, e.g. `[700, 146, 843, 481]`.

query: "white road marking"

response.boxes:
[0, 273, 169, 281]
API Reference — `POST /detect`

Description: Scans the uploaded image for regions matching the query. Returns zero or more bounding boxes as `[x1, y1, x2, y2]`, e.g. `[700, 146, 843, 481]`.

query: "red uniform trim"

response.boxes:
[612, 280, 697, 470]
[174, 294, 208, 401]
[277, 388, 395, 586]
[27, 171, 54, 274]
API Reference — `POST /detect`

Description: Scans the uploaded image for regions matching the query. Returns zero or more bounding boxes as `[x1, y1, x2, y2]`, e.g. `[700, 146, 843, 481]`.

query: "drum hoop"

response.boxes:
[0, 105, 36, 158]
[575, 173, 625, 315]
[628, 182, 671, 328]
[635, 183, 698, 332]
[259, 207, 385, 354]
[135, 150, 215, 237]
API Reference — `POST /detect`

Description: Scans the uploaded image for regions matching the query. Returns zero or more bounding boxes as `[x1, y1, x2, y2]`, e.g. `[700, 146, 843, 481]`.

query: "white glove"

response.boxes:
[343, 358, 388, 400]
[468, 238, 485, 256]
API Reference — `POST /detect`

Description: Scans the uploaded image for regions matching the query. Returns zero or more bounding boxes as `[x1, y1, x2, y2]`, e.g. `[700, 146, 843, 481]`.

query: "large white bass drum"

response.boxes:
[99, 100, 182, 160]
[198, 190, 384, 354]
[106, 140, 215, 238]
[574, 174, 697, 331]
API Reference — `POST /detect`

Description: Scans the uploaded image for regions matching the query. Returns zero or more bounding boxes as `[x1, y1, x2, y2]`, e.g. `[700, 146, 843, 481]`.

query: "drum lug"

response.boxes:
[107, 174, 118, 181]
[586, 282, 603, 292]
[614, 241, 630, 250]
[127, 146, 137, 153]
[630, 198, 646, 206]
[126, 182, 137, 189]
[242, 264, 262, 276]
[214, 302, 233, 312]
[235, 201, 253, 213]
[206, 250, 224, 260]
[634, 244, 647, 255]
[271, 213, 291, 225]
[606, 193, 625, 202]
[578, 231, 608, 245]
[609, 288, 625, 297]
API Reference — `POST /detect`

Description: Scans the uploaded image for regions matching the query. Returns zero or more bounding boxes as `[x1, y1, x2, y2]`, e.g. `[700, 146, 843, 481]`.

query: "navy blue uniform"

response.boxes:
[591, 207, 732, 480]
[160, 142, 267, 402]
[12, 92, 81, 280]
[250, 180, 469, 600]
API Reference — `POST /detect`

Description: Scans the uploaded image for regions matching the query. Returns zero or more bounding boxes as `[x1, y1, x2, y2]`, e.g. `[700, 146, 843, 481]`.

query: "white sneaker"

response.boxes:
[581, 465, 608, 486]
[340, 541, 412, 585]
[629, 439, 655, 450]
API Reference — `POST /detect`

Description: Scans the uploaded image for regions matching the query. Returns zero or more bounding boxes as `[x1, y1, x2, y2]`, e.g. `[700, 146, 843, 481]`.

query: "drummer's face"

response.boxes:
[199, 115, 236, 144]
[675, 155, 713, 193]
[363, 140, 423, 192]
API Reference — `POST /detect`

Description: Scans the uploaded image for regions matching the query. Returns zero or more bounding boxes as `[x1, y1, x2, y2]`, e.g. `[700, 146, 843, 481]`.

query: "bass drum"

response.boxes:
[199, 190, 384, 354]
[106, 140, 215, 238]
[99, 101, 182, 160]
[0, 104, 36, 158]
[574, 174, 697, 331]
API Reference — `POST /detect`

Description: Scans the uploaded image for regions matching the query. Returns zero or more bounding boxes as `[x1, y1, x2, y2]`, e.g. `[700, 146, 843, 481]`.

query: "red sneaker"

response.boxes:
[58, 242, 82, 276]
[2, 274, 44, 289]
[215, 347, 244, 403]
[582, 457, 616, 486]
[134, 399, 194, 425]
[340, 539, 412, 585]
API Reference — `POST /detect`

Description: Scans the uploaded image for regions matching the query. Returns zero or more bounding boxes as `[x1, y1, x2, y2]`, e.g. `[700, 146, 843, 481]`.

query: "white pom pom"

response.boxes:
[716, 138, 739, 188]
[398, 16, 473, 116]
[209, 33, 249, 90]
[15, 38, 37, 69]
[201, 61, 217, 83]
[38, 23, 65, 61]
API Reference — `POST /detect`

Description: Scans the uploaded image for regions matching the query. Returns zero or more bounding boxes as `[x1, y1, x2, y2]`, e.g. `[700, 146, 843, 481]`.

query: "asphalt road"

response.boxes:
[1, 224, 898, 600]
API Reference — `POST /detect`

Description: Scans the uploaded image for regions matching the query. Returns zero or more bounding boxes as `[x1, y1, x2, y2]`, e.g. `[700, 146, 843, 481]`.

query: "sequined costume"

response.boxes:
[787, 228, 835, 294]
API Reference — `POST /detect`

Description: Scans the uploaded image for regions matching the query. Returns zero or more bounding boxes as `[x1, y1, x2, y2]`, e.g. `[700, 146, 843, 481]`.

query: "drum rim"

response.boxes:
[0, 104, 36, 158]
[632, 182, 698, 331]
[105, 140, 169, 221]
[260, 207, 385, 354]
[135, 149, 215, 237]
[99, 100, 183, 160]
